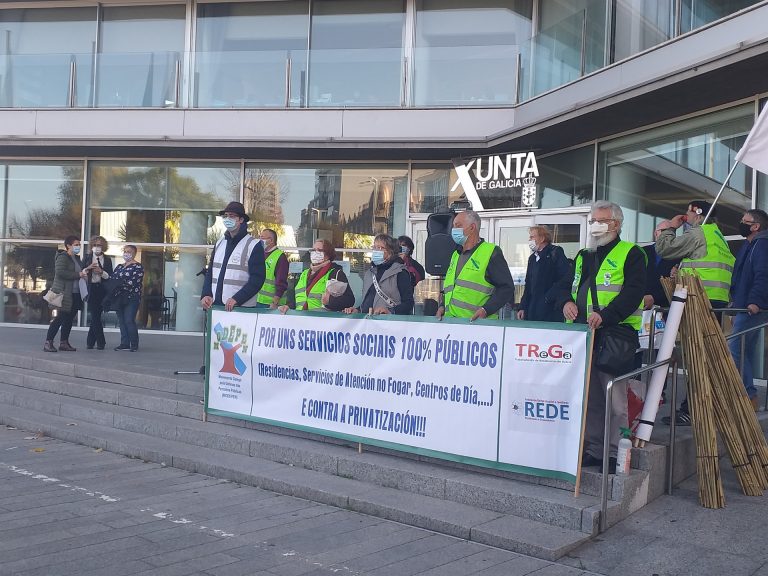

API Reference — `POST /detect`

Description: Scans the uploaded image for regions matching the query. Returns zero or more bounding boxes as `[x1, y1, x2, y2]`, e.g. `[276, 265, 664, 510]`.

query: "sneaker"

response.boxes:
[581, 453, 617, 474]
[114, 345, 131, 351]
[662, 412, 692, 426]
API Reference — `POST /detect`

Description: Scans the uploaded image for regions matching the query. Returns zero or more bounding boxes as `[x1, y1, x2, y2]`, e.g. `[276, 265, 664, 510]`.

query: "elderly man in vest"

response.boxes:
[201, 202, 266, 312]
[560, 201, 646, 473]
[656, 200, 735, 424]
[256, 228, 288, 309]
[436, 210, 515, 321]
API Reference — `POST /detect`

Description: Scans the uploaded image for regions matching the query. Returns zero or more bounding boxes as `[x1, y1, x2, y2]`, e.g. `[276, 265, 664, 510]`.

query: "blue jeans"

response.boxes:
[117, 296, 141, 350]
[728, 312, 767, 400]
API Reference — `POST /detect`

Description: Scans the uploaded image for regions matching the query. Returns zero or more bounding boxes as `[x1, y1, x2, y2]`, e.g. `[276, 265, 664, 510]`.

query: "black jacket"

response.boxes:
[643, 244, 679, 309]
[519, 243, 571, 322]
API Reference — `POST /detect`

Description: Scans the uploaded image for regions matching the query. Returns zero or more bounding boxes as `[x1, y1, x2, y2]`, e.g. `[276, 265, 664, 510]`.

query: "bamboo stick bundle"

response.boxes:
[684, 274, 768, 489]
[683, 275, 765, 495]
[662, 274, 724, 507]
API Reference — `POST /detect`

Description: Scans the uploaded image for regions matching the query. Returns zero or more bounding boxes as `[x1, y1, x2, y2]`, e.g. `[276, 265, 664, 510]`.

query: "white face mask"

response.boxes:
[310, 250, 325, 265]
[589, 221, 610, 237]
[92, 247, 102, 256]
[528, 240, 538, 252]
[123, 252, 133, 262]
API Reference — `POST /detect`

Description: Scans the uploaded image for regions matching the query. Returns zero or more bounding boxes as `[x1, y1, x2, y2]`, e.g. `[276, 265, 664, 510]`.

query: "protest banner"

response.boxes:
[205, 308, 591, 482]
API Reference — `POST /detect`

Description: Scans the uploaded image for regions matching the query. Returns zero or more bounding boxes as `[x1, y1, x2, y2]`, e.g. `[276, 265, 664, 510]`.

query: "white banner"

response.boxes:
[206, 310, 590, 481]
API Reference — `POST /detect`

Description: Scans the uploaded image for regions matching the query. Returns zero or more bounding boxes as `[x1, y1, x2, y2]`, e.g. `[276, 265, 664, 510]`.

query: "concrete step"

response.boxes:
[0, 378, 610, 535]
[0, 402, 594, 561]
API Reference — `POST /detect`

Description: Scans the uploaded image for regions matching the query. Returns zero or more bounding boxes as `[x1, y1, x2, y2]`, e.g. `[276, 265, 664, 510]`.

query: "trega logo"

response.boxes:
[513, 343, 573, 362]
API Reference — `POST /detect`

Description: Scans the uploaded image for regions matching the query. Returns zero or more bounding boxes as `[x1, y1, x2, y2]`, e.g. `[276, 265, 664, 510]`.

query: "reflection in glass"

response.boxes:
[1, 163, 83, 240]
[680, 0, 758, 33]
[414, 0, 530, 106]
[243, 164, 408, 253]
[88, 162, 239, 246]
[613, 1, 674, 62]
[96, 5, 185, 107]
[598, 104, 753, 241]
[1, 241, 59, 325]
[0, 7, 96, 107]
[309, 0, 405, 107]
[195, 1, 308, 108]
[409, 164, 460, 214]
[538, 146, 594, 209]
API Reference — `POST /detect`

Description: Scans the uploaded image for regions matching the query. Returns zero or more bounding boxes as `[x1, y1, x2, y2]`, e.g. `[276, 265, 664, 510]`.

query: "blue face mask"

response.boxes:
[682, 222, 692, 233]
[72, 246, 81, 256]
[222, 217, 237, 231]
[371, 250, 385, 265]
[451, 227, 467, 246]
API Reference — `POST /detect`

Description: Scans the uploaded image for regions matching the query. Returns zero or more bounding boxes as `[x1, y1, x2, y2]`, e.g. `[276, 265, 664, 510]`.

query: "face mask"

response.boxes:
[325, 278, 348, 297]
[310, 250, 325, 265]
[682, 222, 692, 233]
[92, 247, 102, 256]
[451, 227, 467, 246]
[371, 250, 385, 265]
[123, 252, 132, 262]
[260, 239, 270, 250]
[739, 222, 755, 237]
[399, 245, 409, 255]
[72, 246, 81, 255]
[589, 222, 609, 237]
[528, 240, 538, 252]
[222, 217, 237, 231]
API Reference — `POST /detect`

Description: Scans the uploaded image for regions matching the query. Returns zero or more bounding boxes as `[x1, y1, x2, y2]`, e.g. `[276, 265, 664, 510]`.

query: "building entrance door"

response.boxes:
[408, 212, 587, 316]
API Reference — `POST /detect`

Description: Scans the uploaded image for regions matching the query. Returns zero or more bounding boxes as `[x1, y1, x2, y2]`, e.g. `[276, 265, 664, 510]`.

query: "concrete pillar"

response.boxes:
[175, 211, 207, 332]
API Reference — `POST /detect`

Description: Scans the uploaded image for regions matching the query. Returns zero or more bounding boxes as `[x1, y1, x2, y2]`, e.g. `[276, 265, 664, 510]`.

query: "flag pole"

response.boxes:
[700, 161, 741, 227]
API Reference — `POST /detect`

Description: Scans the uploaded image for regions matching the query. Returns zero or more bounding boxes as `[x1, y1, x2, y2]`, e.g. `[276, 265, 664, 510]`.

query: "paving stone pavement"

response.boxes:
[0, 426, 602, 576]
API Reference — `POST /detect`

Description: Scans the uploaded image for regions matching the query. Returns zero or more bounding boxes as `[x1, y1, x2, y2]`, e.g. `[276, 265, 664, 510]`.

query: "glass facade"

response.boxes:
[598, 104, 754, 242]
[2, 1, 759, 110]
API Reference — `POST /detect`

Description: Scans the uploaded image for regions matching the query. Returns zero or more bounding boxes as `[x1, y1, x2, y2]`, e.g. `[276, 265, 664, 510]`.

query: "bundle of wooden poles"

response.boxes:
[662, 273, 768, 508]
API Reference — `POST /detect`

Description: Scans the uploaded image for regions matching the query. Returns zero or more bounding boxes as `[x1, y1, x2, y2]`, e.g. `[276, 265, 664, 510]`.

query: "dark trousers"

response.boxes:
[87, 286, 106, 348]
[117, 296, 141, 350]
[46, 293, 83, 342]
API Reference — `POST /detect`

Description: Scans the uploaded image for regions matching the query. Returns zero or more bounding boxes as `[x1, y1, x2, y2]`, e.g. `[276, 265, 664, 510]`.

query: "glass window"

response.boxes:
[414, 0, 531, 106]
[524, 0, 604, 98]
[538, 146, 594, 209]
[96, 5, 185, 107]
[88, 162, 239, 246]
[0, 163, 83, 240]
[598, 104, 754, 241]
[613, 1, 674, 62]
[409, 164, 460, 214]
[0, 7, 96, 107]
[1, 241, 60, 325]
[195, 1, 309, 108]
[680, 0, 759, 33]
[308, 0, 405, 107]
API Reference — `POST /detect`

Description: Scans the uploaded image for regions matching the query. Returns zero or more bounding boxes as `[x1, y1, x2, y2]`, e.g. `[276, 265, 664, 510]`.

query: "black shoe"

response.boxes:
[96, 345, 105, 350]
[662, 412, 692, 426]
[129, 348, 138, 352]
[114, 345, 131, 351]
[86, 345, 94, 350]
[582, 454, 617, 474]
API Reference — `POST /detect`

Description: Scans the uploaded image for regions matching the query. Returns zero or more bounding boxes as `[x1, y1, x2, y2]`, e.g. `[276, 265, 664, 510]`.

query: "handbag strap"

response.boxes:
[371, 269, 396, 309]
[589, 252, 601, 314]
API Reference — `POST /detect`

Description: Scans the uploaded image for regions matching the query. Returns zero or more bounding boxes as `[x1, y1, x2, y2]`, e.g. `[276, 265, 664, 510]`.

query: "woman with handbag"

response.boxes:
[344, 234, 414, 315]
[111, 245, 145, 352]
[44, 235, 87, 352]
[278, 239, 354, 313]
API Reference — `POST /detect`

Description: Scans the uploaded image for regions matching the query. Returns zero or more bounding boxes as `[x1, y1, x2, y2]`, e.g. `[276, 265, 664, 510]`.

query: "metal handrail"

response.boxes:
[600, 356, 678, 532]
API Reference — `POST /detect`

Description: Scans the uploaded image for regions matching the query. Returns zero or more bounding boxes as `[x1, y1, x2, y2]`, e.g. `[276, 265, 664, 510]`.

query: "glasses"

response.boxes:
[587, 218, 615, 225]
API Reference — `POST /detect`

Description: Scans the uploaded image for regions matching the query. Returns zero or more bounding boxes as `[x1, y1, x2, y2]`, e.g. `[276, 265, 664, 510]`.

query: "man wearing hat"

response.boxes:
[201, 201, 265, 312]
[656, 199, 735, 424]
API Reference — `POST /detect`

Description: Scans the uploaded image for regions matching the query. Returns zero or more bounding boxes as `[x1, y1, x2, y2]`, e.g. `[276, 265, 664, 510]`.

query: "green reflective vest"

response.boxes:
[571, 241, 643, 330]
[682, 223, 735, 303]
[256, 249, 287, 306]
[444, 241, 499, 319]
[294, 267, 331, 311]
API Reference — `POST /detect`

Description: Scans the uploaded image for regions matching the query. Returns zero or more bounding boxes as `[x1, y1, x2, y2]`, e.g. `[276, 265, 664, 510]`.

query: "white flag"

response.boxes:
[735, 105, 768, 176]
